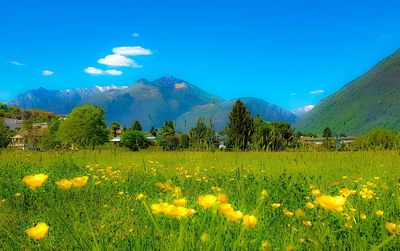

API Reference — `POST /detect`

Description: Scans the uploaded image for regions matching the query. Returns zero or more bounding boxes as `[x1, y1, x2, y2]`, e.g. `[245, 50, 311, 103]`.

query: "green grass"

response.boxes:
[0, 149, 399, 250]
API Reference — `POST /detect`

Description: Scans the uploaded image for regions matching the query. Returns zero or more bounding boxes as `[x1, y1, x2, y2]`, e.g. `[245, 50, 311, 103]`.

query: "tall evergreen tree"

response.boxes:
[132, 120, 142, 131]
[225, 99, 254, 150]
[111, 122, 121, 137]
[189, 117, 207, 149]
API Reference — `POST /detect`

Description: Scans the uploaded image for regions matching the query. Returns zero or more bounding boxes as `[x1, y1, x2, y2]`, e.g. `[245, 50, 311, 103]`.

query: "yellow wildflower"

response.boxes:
[306, 202, 315, 209]
[219, 203, 234, 216]
[55, 179, 72, 190]
[217, 193, 228, 203]
[303, 220, 312, 228]
[173, 198, 187, 207]
[201, 233, 210, 242]
[344, 222, 353, 229]
[22, 174, 48, 190]
[272, 203, 282, 209]
[243, 215, 257, 228]
[26, 222, 49, 240]
[70, 176, 89, 188]
[315, 195, 346, 211]
[359, 188, 375, 200]
[360, 213, 367, 220]
[385, 222, 400, 235]
[283, 208, 294, 217]
[173, 187, 182, 197]
[198, 195, 217, 209]
[136, 193, 146, 201]
[261, 240, 271, 250]
[340, 188, 357, 197]
[375, 210, 384, 217]
[311, 188, 320, 196]
[295, 209, 305, 218]
[226, 210, 243, 221]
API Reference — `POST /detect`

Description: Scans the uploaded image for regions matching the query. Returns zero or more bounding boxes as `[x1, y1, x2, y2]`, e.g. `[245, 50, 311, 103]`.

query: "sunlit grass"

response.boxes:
[0, 149, 399, 250]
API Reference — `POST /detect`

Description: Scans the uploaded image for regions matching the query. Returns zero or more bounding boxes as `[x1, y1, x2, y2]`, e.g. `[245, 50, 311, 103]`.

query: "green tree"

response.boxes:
[189, 117, 208, 149]
[162, 135, 180, 151]
[132, 120, 142, 131]
[323, 127, 333, 138]
[179, 134, 190, 149]
[205, 119, 218, 149]
[160, 121, 175, 137]
[0, 118, 11, 148]
[225, 100, 254, 150]
[40, 119, 61, 150]
[150, 127, 157, 137]
[58, 105, 109, 150]
[111, 122, 121, 137]
[120, 129, 150, 151]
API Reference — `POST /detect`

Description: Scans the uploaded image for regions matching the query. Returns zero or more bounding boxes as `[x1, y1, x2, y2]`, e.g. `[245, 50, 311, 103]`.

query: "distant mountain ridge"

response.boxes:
[297, 49, 400, 135]
[8, 76, 297, 131]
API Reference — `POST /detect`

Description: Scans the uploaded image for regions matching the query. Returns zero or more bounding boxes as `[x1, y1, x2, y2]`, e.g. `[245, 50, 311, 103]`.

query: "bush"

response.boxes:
[352, 128, 400, 150]
[120, 130, 150, 151]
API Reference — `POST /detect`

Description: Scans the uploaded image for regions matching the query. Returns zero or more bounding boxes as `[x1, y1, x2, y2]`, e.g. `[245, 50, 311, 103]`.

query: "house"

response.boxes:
[9, 122, 49, 150]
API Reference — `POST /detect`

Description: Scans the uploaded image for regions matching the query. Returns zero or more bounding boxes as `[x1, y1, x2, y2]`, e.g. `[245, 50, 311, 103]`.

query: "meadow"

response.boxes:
[0, 149, 399, 250]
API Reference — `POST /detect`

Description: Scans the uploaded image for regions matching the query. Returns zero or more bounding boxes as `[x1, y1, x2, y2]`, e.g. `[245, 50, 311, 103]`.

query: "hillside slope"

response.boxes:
[297, 50, 400, 135]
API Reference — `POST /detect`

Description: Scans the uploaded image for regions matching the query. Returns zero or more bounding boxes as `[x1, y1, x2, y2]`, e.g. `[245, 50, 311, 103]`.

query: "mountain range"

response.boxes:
[297, 49, 400, 135]
[8, 76, 297, 131]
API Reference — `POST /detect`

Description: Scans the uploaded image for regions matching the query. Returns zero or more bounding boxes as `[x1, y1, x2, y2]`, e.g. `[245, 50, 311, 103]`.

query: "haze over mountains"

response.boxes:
[297, 49, 400, 135]
[8, 76, 297, 131]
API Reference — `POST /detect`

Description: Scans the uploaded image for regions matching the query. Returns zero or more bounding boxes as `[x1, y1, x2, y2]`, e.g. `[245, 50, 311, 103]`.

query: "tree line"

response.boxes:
[0, 101, 399, 151]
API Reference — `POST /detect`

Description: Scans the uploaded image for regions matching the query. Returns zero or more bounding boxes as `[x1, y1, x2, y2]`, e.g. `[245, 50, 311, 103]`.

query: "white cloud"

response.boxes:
[309, 89, 324, 95]
[290, 92, 297, 96]
[132, 33, 140, 37]
[293, 105, 315, 117]
[104, 69, 123, 76]
[42, 70, 54, 76]
[112, 46, 152, 56]
[84, 67, 123, 76]
[11, 61, 24, 66]
[84, 67, 103, 75]
[98, 54, 141, 67]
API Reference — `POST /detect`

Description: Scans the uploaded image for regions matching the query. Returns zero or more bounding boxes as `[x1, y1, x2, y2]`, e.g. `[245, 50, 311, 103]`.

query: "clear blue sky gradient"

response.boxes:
[0, 0, 399, 111]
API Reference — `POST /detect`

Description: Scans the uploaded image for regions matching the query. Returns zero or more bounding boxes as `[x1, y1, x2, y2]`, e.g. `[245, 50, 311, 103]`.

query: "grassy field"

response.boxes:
[0, 149, 399, 250]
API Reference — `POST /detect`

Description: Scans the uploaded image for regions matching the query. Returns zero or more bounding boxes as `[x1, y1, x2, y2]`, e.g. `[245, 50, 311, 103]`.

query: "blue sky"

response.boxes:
[0, 0, 399, 112]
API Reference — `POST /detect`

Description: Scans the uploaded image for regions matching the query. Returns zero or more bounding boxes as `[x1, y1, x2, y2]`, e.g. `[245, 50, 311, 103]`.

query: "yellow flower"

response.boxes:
[260, 190, 268, 200]
[295, 209, 305, 218]
[303, 220, 312, 228]
[22, 174, 48, 190]
[315, 195, 346, 211]
[385, 222, 400, 235]
[311, 188, 320, 196]
[70, 176, 89, 188]
[340, 188, 357, 197]
[26, 222, 49, 240]
[136, 193, 146, 201]
[173, 198, 187, 207]
[201, 233, 210, 242]
[219, 203, 234, 216]
[360, 213, 367, 220]
[56, 179, 72, 190]
[198, 195, 217, 209]
[226, 210, 243, 221]
[217, 194, 228, 203]
[243, 215, 257, 228]
[169, 206, 192, 219]
[359, 188, 375, 200]
[150, 203, 164, 214]
[272, 203, 281, 209]
[173, 187, 182, 197]
[344, 222, 353, 229]
[283, 208, 294, 217]
[306, 202, 315, 209]
[261, 240, 271, 250]
[375, 210, 384, 217]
